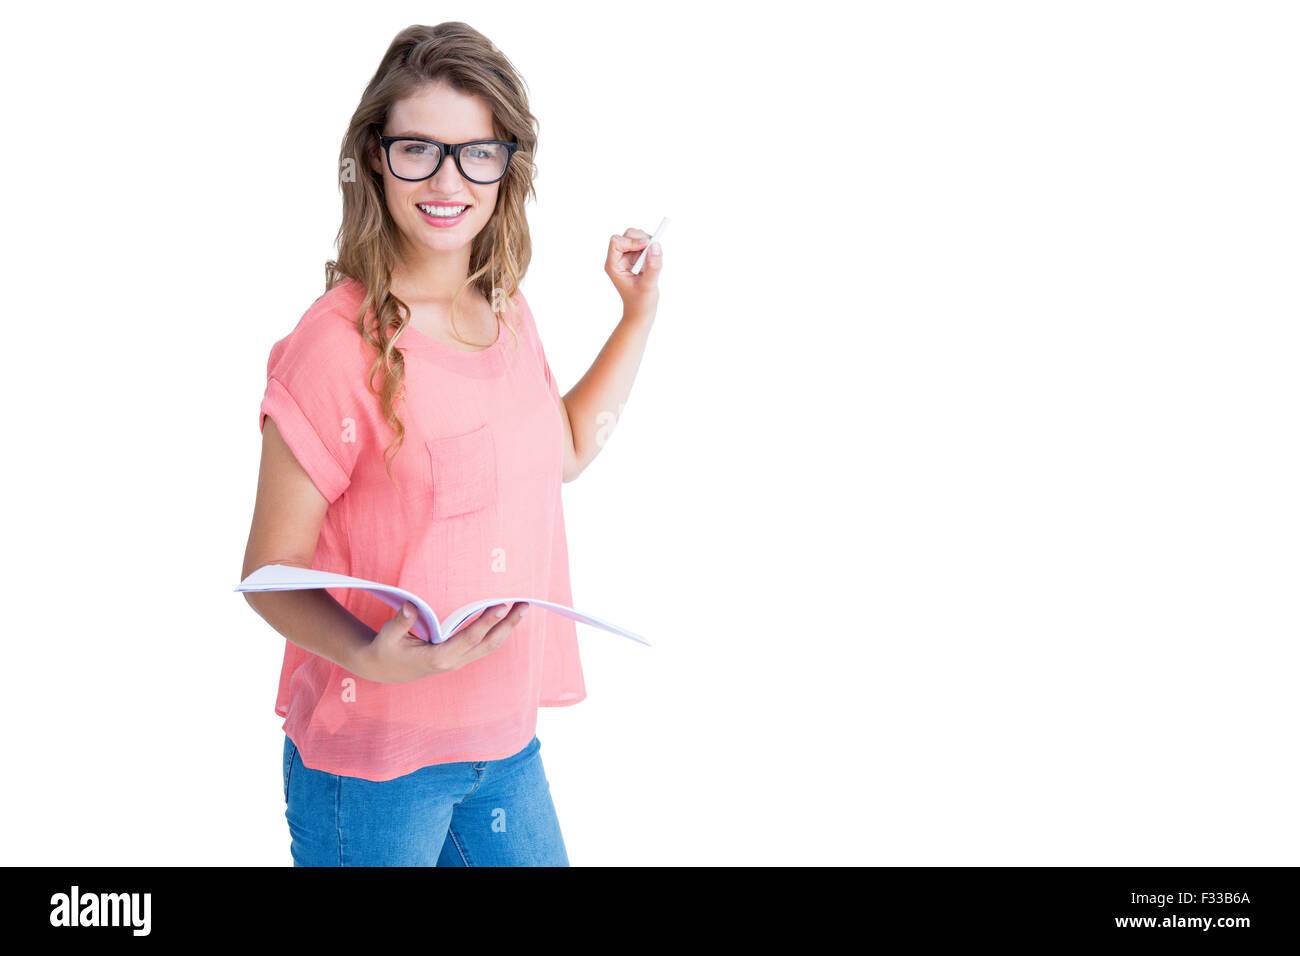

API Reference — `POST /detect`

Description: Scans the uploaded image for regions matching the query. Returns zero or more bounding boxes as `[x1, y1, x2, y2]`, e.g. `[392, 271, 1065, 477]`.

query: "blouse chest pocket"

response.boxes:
[427, 424, 498, 519]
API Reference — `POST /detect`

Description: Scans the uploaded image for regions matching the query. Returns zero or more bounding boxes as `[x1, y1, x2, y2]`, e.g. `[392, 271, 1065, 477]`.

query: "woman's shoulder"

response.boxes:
[267, 278, 373, 376]
[502, 286, 542, 346]
[302, 276, 370, 336]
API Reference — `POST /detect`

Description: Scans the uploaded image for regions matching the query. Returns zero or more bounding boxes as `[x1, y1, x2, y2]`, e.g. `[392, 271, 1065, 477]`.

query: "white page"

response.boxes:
[235, 564, 651, 646]
[236, 564, 443, 642]
[441, 597, 650, 645]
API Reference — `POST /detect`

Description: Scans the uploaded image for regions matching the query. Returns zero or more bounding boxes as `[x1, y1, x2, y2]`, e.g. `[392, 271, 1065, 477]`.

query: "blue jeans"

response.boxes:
[282, 733, 569, 866]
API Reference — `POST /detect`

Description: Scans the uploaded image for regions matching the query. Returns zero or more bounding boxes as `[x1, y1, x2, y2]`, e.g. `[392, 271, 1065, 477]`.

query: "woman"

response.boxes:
[240, 22, 662, 867]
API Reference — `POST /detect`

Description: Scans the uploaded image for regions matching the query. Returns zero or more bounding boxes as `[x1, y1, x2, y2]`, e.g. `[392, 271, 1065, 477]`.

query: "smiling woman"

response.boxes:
[242, 22, 569, 868]
[240, 19, 662, 870]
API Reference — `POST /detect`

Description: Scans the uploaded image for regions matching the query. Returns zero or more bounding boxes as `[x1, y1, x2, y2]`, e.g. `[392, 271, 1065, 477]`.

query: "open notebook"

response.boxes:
[235, 564, 651, 647]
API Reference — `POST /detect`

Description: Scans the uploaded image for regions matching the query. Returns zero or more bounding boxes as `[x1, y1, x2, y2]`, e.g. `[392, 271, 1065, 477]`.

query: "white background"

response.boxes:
[1, 0, 1296, 865]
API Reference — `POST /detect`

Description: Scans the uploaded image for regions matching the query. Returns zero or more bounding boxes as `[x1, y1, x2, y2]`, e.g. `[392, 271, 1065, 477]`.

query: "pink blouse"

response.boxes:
[258, 276, 585, 781]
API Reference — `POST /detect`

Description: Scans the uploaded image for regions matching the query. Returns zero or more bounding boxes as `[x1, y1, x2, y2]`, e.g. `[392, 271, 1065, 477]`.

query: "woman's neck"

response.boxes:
[390, 244, 473, 303]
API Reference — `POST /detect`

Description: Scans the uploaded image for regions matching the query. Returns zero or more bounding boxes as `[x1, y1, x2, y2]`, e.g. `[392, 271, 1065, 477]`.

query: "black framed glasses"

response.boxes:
[373, 124, 519, 184]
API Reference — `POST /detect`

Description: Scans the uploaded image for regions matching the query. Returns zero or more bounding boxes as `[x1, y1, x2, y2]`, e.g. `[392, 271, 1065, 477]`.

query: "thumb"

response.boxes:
[390, 602, 416, 633]
[642, 241, 663, 273]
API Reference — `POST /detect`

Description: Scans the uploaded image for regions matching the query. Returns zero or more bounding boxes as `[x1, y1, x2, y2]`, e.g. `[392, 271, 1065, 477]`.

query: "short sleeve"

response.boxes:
[259, 319, 370, 505]
[537, 333, 561, 403]
[518, 293, 561, 402]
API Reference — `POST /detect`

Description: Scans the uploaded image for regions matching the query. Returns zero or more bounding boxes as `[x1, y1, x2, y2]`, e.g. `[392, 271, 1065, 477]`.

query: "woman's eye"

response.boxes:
[402, 143, 433, 155]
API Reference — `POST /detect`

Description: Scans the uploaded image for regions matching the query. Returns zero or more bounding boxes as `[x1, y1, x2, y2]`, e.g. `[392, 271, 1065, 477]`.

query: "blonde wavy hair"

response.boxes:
[324, 22, 539, 484]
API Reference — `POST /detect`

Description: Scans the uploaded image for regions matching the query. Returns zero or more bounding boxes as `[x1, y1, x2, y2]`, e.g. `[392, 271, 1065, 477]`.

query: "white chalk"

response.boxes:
[630, 216, 670, 275]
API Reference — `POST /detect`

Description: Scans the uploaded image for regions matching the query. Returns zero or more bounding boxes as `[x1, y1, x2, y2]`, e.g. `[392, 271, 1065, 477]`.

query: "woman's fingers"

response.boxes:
[440, 602, 528, 663]
[481, 601, 528, 648]
[608, 230, 654, 274]
[614, 228, 652, 249]
[464, 602, 515, 643]
[611, 233, 647, 252]
[461, 602, 527, 664]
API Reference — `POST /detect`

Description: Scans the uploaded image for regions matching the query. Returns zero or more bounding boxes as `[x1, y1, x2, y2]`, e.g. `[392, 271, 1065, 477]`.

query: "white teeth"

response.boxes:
[418, 204, 468, 218]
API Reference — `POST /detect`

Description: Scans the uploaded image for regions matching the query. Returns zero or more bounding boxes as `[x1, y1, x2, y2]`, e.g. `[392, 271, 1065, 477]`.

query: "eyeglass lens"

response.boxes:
[389, 141, 509, 182]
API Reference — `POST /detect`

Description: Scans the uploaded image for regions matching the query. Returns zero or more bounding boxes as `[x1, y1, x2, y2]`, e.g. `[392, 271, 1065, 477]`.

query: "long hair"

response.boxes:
[325, 22, 538, 484]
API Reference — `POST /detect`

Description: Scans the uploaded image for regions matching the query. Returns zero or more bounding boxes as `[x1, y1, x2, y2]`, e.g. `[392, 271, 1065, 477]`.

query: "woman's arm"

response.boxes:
[559, 229, 662, 482]
[559, 311, 655, 482]
[241, 417, 376, 670]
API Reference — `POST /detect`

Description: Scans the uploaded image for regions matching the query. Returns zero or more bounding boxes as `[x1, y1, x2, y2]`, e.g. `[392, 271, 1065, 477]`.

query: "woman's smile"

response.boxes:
[415, 202, 472, 227]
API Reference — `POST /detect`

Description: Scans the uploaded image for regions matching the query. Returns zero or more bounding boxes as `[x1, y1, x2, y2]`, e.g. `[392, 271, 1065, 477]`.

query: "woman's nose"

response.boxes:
[432, 154, 469, 188]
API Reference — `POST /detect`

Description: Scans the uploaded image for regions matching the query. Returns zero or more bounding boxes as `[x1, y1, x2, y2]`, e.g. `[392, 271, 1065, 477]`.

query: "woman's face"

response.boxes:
[371, 81, 503, 266]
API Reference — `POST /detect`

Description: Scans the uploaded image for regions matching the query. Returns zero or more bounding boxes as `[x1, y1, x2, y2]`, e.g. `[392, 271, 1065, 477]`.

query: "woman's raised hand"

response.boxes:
[605, 227, 662, 318]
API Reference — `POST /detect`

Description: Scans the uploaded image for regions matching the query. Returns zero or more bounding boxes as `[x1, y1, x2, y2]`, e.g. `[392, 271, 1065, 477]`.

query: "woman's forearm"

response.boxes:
[562, 310, 656, 475]
[244, 587, 376, 672]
